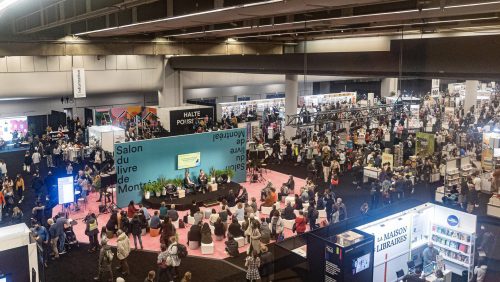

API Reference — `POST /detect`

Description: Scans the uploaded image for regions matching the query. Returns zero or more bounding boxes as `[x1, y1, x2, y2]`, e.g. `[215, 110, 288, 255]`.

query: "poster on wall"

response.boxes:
[0, 116, 28, 141]
[114, 128, 246, 207]
[169, 107, 214, 135]
[382, 153, 394, 169]
[415, 132, 435, 157]
[325, 244, 342, 282]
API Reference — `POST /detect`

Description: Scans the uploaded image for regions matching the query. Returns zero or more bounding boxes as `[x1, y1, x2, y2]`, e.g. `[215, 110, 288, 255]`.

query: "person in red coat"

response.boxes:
[127, 201, 138, 219]
[294, 210, 307, 235]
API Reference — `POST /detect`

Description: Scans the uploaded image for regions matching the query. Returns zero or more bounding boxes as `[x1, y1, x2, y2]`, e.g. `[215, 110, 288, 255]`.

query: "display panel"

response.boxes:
[352, 253, 371, 274]
[0, 116, 27, 141]
[177, 152, 201, 170]
[58, 176, 74, 204]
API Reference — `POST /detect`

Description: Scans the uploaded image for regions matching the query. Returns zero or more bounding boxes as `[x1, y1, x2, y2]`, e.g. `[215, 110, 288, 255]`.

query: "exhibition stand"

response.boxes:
[88, 125, 125, 153]
[286, 200, 477, 282]
[0, 224, 40, 282]
[114, 128, 246, 208]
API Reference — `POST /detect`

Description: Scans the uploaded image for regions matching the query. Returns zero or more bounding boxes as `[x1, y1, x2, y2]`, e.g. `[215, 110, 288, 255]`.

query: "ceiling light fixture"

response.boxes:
[0, 0, 20, 13]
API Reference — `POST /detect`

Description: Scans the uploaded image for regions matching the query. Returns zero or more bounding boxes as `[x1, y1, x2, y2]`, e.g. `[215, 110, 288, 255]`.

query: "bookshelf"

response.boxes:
[431, 223, 475, 279]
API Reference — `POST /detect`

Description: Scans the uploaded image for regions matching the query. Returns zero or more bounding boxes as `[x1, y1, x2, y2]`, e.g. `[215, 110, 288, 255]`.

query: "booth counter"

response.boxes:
[363, 167, 381, 183]
[487, 195, 500, 218]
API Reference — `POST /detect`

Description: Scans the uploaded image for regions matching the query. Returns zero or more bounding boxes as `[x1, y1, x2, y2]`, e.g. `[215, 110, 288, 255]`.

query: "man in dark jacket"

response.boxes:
[225, 234, 239, 257]
[259, 245, 274, 282]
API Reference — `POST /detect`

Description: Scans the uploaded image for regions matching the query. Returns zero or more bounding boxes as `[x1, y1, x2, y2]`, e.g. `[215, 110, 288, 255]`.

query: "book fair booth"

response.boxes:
[0, 224, 40, 282]
[274, 201, 477, 282]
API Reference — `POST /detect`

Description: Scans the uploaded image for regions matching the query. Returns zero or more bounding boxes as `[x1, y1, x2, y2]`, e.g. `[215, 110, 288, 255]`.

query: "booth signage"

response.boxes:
[72, 68, 86, 98]
[169, 107, 214, 135]
[447, 215, 459, 227]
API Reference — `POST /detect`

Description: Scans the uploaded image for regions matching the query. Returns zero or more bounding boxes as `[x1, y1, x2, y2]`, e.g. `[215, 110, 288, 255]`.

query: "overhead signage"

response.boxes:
[169, 107, 214, 135]
[72, 68, 86, 98]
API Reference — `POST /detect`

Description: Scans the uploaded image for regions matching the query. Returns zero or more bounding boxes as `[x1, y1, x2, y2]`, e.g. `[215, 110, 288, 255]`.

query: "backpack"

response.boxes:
[176, 243, 188, 259]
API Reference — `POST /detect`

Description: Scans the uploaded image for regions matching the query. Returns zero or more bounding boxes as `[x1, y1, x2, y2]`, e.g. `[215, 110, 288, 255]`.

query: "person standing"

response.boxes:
[245, 250, 261, 282]
[259, 245, 274, 282]
[0, 189, 4, 223]
[93, 238, 114, 281]
[15, 174, 25, 204]
[422, 242, 439, 266]
[335, 198, 347, 221]
[131, 214, 143, 250]
[167, 236, 181, 280]
[32, 150, 41, 172]
[45, 142, 54, 168]
[55, 213, 67, 254]
[85, 213, 99, 253]
[156, 244, 170, 282]
[294, 210, 307, 235]
[24, 151, 32, 173]
[116, 229, 131, 276]
[47, 218, 59, 260]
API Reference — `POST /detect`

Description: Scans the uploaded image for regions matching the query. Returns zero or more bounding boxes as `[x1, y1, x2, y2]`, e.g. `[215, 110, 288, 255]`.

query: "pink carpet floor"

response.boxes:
[54, 169, 310, 259]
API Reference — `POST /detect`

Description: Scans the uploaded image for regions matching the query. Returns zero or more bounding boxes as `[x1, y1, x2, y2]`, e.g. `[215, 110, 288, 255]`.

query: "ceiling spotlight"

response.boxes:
[226, 38, 237, 43]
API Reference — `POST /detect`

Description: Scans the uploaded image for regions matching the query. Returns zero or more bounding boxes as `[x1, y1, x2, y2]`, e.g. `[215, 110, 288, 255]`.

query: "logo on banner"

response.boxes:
[447, 215, 459, 227]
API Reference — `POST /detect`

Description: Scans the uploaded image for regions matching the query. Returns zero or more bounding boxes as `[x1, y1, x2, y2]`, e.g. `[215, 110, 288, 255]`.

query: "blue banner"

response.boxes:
[115, 128, 247, 207]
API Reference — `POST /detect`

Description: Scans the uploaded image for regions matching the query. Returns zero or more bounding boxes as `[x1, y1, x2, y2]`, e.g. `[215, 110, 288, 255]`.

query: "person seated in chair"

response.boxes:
[183, 171, 196, 194]
[262, 188, 277, 207]
[282, 201, 296, 220]
[278, 175, 295, 201]
[197, 169, 209, 193]
[225, 234, 239, 257]
[260, 181, 274, 201]
[187, 222, 202, 247]
[236, 187, 248, 204]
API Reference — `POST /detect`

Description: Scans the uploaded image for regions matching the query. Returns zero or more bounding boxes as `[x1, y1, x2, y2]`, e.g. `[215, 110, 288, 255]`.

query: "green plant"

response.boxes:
[151, 181, 162, 193]
[214, 169, 225, 177]
[172, 177, 183, 187]
[157, 176, 168, 188]
[209, 167, 216, 177]
[143, 181, 155, 193]
[225, 167, 235, 178]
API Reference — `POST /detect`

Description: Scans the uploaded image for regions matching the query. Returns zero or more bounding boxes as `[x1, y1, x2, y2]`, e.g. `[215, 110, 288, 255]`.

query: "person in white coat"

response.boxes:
[116, 230, 130, 276]
[474, 264, 487, 282]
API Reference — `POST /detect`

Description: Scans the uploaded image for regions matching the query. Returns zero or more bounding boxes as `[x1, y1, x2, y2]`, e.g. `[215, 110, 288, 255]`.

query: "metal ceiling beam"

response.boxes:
[14, 0, 160, 34]
[171, 1, 500, 39]
[76, 0, 402, 37]
[285, 103, 410, 128]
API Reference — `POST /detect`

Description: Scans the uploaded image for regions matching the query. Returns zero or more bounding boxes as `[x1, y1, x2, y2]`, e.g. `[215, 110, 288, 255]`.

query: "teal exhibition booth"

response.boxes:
[114, 128, 247, 207]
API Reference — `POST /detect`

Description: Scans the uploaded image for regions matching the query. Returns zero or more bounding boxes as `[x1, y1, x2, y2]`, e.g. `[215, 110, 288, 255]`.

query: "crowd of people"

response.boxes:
[0, 90, 498, 282]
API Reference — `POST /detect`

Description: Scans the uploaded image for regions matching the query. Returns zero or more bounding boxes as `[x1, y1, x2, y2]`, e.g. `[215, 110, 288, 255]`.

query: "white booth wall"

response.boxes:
[88, 125, 126, 153]
[0, 224, 39, 282]
[357, 203, 477, 282]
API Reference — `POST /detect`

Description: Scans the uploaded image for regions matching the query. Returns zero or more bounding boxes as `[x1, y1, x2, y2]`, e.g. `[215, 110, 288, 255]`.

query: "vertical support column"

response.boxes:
[285, 74, 298, 139]
[158, 57, 183, 108]
[380, 78, 398, 97]
[465, 80, 478, 113]
[167, 0, 174, 17]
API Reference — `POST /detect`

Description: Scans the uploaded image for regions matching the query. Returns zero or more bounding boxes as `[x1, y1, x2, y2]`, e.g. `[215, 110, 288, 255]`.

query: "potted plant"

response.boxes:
[225, 168, 235, 183]
[143, 181, 153, 200]
[170, 177, 182, 189]
[209, 167, 216, 184]
[153, 181, 162, 197]
[158, 176, 168, 196]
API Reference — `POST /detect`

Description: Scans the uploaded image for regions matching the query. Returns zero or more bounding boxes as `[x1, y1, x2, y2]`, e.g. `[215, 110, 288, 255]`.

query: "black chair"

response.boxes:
[407, 261, 415, 273]
[396, 269, 405, 280]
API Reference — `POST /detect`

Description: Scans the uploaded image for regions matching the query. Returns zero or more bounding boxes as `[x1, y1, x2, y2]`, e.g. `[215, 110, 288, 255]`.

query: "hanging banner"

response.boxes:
[72, 68, 86, 98]
[415, 132, 435, 157]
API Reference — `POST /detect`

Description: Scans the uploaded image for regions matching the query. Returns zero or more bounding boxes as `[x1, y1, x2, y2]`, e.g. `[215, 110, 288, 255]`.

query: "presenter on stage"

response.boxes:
[422, 242, 440, 266]
[197, 169, 208, 193]
[183, 171, 196, 194]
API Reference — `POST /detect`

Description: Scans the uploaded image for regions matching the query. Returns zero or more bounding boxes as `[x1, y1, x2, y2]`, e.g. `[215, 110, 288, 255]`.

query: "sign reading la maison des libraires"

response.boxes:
[169, 107, 214, 135]
[361, 215, 411, 264]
